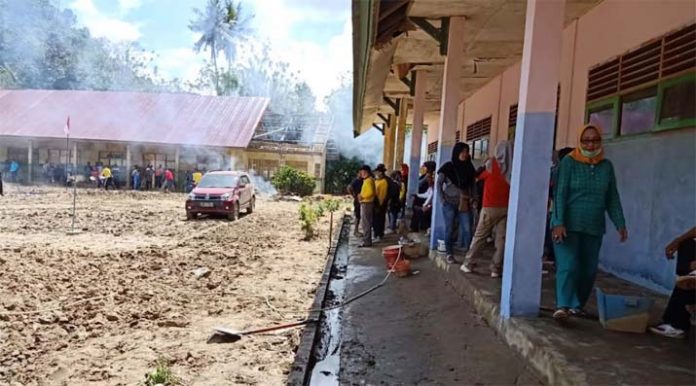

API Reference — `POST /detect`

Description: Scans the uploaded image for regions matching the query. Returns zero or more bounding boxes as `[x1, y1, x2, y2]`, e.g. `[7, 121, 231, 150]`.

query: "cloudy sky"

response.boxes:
[66, 0, 352, 103]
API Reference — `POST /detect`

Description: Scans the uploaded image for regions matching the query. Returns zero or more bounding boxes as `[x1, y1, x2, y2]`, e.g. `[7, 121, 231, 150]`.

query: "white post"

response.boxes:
[27, 140, 33, 183]
[429, 16, 466, 250]
[407, 70, 426, 198]
[501, 0, 566, 318]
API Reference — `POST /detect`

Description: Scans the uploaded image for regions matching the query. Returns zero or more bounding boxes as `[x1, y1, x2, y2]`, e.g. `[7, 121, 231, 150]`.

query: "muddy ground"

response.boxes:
[0, 185, 341, 385]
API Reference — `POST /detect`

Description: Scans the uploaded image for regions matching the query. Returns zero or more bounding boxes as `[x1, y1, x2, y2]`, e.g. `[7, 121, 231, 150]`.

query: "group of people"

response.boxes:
[129, 164, 176, 192]
[348, 163, 409, 247]
[348, 124, 694, 338]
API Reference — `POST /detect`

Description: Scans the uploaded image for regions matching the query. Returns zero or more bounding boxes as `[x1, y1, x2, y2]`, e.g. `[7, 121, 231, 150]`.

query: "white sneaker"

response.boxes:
[460, 264, 474, 273]
[490, 271, 501, 278]
[649, 324, 685, 339]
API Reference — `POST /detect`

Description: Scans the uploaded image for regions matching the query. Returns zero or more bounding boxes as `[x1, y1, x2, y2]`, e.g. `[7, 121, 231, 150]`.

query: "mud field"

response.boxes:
[0, 185, 338, 385]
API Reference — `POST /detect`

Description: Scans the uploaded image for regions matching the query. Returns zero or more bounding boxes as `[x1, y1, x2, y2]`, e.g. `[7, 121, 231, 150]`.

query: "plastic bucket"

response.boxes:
[393, 259, 412, 278]
[382, 245, 402, 269]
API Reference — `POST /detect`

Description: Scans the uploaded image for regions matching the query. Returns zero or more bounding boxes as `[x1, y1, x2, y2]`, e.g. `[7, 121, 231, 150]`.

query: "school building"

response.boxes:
[0, 90, 328, 191]
[352, 0, 695, 314]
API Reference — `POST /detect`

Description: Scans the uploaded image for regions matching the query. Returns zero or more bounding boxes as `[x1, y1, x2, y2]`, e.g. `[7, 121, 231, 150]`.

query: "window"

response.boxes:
[658, 74, 696, 129]
[143, 153, 175, 169]
[585, 23, 695, 137]
[41, 149, 76, 164]
[587, 103, 617, 136]
[99, 151, 125, 167]
[286, 160, 308, 172]
[466, 116, 492, 160]
[427, 141, 438, 155]
[240, 175, 251, 185]
[620, 87, 657, 135]
[314, 163, 321, 178]
[471, 137, 489, 160]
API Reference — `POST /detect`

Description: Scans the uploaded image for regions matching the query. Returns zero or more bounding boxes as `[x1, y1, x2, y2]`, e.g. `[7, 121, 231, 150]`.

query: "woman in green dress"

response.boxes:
[551, 124, 628, 322]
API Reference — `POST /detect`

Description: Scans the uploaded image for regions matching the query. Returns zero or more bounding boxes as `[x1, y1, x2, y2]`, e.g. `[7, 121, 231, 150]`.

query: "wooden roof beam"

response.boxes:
[410, 17, 450, 55]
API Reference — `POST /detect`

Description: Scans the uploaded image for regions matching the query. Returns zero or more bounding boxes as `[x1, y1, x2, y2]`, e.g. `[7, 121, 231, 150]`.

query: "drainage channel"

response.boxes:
[287, 217, 349, 386]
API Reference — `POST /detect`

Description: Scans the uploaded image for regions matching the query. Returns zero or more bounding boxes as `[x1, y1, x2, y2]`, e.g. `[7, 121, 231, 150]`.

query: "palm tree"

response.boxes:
[189, 0, 251, 95]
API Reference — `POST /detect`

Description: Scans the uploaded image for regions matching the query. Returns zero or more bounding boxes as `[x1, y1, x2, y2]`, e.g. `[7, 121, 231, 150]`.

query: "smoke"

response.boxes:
[324, 75, 383, 165]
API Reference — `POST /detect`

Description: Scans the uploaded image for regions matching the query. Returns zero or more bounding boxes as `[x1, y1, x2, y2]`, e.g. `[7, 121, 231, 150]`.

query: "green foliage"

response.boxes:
[271, 166, 316, 197]
[324, 155, 364, 195]
[315, 202, 325, 218]
[0, 0, 179, 92]
[323, 198, 341, 213]
[298, 202, 318, 240]
[144, 360, 180, 386]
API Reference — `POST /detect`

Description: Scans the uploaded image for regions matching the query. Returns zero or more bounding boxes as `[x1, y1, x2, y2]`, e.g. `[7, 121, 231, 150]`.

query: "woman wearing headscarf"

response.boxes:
[550, 125, 628, 322]
[461, 140, 512, 277]
[410, 162, 436, 232]
[437, 142, 476, 263]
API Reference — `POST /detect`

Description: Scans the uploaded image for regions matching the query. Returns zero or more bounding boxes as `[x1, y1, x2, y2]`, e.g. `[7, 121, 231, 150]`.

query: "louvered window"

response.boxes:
[427, 141, 438, 154]
[588, 22, 695, 102]
[466, 116, 492, 141]
[455, 130, 461, 142]
[508, 104, 518, 128]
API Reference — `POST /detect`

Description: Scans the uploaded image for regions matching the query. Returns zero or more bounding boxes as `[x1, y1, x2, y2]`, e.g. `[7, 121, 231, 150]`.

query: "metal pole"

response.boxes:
[71, 142, 77, 234]
[65, 134, 69, 192]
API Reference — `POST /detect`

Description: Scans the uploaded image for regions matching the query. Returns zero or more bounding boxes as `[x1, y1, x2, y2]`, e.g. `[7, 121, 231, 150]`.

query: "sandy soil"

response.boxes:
[0, 185, 339, 385]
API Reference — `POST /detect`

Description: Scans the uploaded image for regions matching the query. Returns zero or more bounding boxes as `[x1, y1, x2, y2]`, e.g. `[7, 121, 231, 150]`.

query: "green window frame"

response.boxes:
[585, 96, 620, 138]
[655, 72, 696, 131]
[585, 71, 695, 140]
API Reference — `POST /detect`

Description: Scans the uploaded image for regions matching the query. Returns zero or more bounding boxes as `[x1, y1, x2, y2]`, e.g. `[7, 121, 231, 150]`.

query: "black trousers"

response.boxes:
[373, 203, 387, 238]
[663, 239, 695, 331]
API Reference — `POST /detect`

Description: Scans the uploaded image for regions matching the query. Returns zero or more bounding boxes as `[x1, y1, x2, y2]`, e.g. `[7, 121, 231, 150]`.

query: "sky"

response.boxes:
[65, 0, 352, 104]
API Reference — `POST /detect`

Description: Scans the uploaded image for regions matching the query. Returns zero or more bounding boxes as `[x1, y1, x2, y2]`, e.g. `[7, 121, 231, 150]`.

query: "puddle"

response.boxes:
[309, 227, 349, 385]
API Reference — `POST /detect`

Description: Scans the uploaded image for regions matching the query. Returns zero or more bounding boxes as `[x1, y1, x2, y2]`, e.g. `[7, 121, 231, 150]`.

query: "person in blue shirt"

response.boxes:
[9, 160, 19, 183]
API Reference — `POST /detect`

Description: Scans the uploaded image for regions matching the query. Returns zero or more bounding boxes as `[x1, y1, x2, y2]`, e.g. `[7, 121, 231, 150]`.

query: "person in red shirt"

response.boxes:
[461, 140, 512, 277]
[162, 169, 175, 192]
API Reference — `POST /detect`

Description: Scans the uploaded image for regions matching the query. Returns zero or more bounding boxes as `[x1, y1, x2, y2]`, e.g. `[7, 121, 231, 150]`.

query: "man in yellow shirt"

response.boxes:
[358, 165, 375, 247]
[101, 165, 113, 190]
[192, 170, 203, 187]
[373, 164, 389, 241]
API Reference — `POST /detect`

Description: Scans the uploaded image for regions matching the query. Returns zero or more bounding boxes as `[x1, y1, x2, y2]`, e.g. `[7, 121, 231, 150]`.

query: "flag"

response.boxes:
[64, 116, 70, 136]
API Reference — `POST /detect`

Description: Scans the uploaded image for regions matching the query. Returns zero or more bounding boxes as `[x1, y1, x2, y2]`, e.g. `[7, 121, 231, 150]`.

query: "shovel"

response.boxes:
[207, 319, 316, 343]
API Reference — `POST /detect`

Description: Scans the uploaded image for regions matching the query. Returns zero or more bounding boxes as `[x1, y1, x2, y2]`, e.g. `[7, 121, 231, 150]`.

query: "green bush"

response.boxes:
[272, 165, 316, 197]
[298, 202, 318, 240]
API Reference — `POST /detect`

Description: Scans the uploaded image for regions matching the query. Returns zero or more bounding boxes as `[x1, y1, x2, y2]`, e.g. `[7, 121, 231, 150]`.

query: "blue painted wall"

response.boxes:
[600, 128, 696, 294]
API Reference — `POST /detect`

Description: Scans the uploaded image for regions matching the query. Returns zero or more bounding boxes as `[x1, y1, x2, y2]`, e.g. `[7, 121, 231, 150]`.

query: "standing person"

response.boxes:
[358, 165, 376, 248]
[0, 170, 4, 196]
[162, 169, 175, 192]
[347, 173, 363, 236]
[650, 226, 696, 339]
[388, 171, 403, 232]
[101, 165, 113, 190]
[192, 169, 203, 188]
[84, 162, 93, 180]
[437, 143, 476, 264]
[9, 160, 19, 183]
[144, 165, 153, 190]
[155, 164, 163, 189]
[550, 125, 628, 322]
[185, 170, 193, 193]
[400, 163, 409, 217]
[461, 141, 512, 276]
[372, 164, 389, 242]
[131, 166, 141, 191]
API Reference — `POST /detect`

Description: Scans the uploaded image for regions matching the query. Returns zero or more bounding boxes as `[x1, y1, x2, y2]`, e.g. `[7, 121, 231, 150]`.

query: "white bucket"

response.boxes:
[437, 239, 446, 253]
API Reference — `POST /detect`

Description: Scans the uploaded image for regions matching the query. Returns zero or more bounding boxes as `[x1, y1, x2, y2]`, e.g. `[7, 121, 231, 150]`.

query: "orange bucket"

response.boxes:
[393, 259, 412, 278]
[382, 245, 402, 269]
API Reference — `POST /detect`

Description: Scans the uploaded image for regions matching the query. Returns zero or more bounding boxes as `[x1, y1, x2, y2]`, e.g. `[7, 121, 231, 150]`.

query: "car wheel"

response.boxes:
[186, 211, 196, 221]
[228, 203, 239, 221]
[247, 197, 255, 214]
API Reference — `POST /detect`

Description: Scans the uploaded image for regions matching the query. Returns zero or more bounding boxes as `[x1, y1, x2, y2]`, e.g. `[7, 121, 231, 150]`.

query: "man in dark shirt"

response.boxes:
[347, 173, 363, 236]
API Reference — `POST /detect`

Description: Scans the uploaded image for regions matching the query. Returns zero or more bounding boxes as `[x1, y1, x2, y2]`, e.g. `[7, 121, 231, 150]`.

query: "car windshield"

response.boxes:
[197, 175, 238, 188]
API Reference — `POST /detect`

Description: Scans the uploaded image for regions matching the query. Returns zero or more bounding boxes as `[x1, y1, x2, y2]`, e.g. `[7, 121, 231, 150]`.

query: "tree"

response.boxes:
[189, 0, 250, 96]
[324, 154, 364, 195]
[187, 60, 238, 96]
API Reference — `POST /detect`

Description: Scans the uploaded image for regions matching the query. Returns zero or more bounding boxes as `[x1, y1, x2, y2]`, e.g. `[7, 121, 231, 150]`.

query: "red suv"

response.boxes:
[185, 171, 255, 221]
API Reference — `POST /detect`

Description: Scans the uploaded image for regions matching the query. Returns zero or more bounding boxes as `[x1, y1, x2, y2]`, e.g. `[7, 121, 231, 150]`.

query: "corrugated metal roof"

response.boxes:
[0, 89, 270, 148]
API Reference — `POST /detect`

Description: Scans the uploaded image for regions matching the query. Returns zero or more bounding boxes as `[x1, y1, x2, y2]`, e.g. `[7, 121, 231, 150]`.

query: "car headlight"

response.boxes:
[221, 193, 231, 201]
[188, 192, 195, 200]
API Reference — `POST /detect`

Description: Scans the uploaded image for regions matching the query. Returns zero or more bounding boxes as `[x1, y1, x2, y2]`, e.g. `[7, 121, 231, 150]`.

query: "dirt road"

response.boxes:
[0, 186, 336, 385]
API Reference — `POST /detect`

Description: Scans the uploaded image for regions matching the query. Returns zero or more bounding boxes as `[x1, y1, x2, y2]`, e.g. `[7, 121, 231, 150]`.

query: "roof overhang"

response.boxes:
[352, 0, 604, 136]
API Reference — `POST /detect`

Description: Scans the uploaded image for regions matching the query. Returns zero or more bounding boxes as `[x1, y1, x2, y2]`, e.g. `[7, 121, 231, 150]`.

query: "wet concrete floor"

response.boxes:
[338, 232, 541, 385]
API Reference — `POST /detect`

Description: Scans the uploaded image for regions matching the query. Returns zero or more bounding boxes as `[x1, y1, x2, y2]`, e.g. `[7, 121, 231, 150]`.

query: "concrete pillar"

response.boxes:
[430, 16, 466, 250]
[175, 146, 181, 190]
[501, 0, 565, 318]
[27, 140, 33, 183]
[383, 114, 396, 168]
[126, 144, 131, 188]
[73, 142, 78, 166]
[395, 98, 408, 170]
[408, 71, 427, 198]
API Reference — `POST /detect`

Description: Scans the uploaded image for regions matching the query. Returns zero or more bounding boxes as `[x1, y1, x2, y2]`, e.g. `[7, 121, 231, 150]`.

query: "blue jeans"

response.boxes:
[442, 202, 472, 255]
